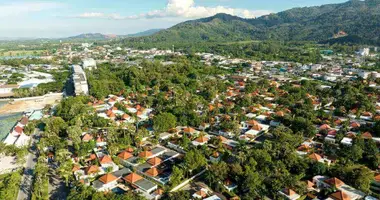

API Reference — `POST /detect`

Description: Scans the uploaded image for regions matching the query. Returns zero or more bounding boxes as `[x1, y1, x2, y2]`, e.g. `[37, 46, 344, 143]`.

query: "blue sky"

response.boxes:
[0, 0, 348, 38]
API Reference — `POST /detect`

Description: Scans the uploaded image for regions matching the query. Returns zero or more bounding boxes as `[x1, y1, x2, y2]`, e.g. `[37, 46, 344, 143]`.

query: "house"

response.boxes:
[139, 151, 154, 159]
[124, 173, 158, 193]
[223, 179, 237, 192]
[308, 153, 332, 165]
[204, 195, 222, 200]
[313, 176, 365, 200]
[0, 84, 19, 96]
[370, 174, 380, 194]
[192, 136, 210, 146]
[341, 137, 353, 146]
[327, 190, 350, 200]
[193, 188, 209, 199]
[92, 173, 118, 192]
[82, 134, 93, 142]
[210, 152, 221, 163]
[278, 188, 300, 200]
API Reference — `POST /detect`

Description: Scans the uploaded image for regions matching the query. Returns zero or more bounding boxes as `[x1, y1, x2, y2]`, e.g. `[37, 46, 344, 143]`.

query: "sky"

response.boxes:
[0, 0, 348, 38]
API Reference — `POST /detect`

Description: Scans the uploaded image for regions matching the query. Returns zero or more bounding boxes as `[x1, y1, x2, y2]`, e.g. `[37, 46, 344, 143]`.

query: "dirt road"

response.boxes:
[0, 93, 62, 114]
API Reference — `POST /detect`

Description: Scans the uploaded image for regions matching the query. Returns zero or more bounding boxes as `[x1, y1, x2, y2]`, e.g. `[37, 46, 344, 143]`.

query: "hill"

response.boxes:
[125, 0, 380, 45]
[67, 33, 117, 40]
[126, 29, 163, 37]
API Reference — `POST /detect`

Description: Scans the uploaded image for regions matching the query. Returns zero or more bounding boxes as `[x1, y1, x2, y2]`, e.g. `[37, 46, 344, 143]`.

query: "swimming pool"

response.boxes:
[29, 110, 43, 121]
[111, 187, 126, 195]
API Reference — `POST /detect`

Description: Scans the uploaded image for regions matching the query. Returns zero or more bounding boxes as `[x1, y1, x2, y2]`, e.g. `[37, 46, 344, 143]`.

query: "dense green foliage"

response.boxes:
[0, 171, 22, 200]
[125, 0, 380, 47]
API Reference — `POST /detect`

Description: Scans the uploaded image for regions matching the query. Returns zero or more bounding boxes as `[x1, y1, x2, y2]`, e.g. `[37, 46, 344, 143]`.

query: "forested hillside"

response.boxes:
[125, 0, 380, 46]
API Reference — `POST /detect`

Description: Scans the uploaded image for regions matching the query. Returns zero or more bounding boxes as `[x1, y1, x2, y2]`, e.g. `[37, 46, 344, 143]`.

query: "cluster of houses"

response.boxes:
[3, 110, 44, 147]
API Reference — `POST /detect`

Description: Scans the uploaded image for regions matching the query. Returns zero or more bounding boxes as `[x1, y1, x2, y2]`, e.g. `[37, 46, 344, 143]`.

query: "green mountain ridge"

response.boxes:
[126, 0, 380, 45]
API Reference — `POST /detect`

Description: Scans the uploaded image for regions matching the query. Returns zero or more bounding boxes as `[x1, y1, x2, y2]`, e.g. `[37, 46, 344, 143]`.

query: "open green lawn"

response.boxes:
[0, 170, 22, 200]
[0, 50, 45, 57]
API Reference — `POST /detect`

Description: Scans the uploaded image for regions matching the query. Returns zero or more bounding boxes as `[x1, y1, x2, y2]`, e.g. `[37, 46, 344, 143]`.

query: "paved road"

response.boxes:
[17, 132, 39, 200]
[48, 163, 69, 200]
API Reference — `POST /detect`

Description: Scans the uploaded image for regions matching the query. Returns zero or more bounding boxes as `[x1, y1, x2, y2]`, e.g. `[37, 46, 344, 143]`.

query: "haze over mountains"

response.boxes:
[126, 0, 380, 45]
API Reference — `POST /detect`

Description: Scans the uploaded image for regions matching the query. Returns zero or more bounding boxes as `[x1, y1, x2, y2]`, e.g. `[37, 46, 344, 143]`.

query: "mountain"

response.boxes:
[126, 0, 380, 45]
[67, 33, 117, 40]
[65, 29, 163, 41]
[126, 29, 163, 37]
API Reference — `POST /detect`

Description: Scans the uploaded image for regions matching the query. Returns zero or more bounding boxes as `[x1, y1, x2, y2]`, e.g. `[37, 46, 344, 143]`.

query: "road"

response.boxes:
[48, 163, 69, 200]
[17, 131, 39, 200]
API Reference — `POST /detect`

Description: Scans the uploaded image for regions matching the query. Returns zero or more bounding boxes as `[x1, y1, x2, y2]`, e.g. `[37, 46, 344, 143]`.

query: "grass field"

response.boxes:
[0, 50, 45, 56]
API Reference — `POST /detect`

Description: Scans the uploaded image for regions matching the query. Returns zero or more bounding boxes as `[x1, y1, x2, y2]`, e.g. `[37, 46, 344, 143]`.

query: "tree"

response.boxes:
[209, 161, 229, 182]
[169, 166, 184, 188]
[58, 159, 74, 186]
[184, 149, 207, 175]
[67, 125, 82, 147]
[153, 112, 176, 132]
[24, 123, 36, 136]
[167, 190, 190, 200]
[43, 117, 67, 137]
[310, 162, 327, 176]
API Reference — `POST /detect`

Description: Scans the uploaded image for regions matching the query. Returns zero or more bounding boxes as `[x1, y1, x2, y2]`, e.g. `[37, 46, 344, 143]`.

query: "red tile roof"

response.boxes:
[147, 157, 162, 166]
[124, 173, 143, 183]
[99, 173, 118, 184]
[145, 167, 160, 177]
[139, 151, 153, 158]
[118, 151, 133, 160]
[329, 191, 350, 200]
[99, 155, 113, 164]
[309, 153, 322, 161]
[324, 177, 344, 188]
[85, 165, 99, 174]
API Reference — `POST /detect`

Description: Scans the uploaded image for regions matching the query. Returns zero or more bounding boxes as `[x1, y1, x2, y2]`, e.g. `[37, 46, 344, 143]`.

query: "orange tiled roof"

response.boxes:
[216, 136, 227, 142]
[122, 114, 130, 120]
[361, 132, 372, 139]
[154, 188, 164, 195]
[351, 122, 360, 128]
[14, 126, 23, 134]
[85, 165, 99, 174]
[183, 127, 196, 133]
[319, 124, 331, 130]
[145, 167, 160, 177]
[247, 120, 259, 126]
[99, 155, 113, 164]
[124, 173, 143, 183]
[195, 190, 207, 198]
[126, 147, 134, 153]
[82, 134, 93, 141]
[329, 191, 350, 200]
[374, 174, 380, 182]
[139, 151, 153, 158]
[118, 151, 133, 160]
[72, 165, 81, 172]
[283, 188, 296, 196]
[99, 173, 118, 184]
[309, 153, 322, 161]
[147, 157, 162, 166]
[196, 136, 209, 143]
[306, 180, 314, 188]
[324, 177, 344, 188]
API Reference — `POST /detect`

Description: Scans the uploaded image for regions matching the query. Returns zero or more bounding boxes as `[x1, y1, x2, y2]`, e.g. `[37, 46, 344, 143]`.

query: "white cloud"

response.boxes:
[0, 2, 62, 17]
[75, 0, 272, 20]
